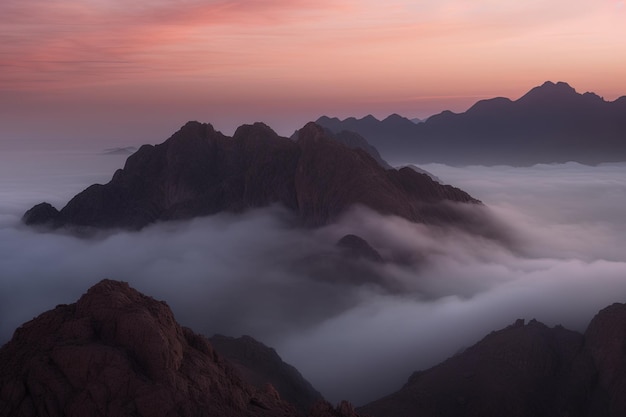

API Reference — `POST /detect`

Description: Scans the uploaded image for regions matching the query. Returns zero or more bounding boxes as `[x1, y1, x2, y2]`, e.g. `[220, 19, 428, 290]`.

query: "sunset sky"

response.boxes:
[1, 0, 625, 147]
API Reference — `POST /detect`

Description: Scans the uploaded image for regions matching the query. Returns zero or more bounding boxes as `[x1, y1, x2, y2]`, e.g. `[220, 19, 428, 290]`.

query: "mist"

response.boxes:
[2, 150, 626, 406]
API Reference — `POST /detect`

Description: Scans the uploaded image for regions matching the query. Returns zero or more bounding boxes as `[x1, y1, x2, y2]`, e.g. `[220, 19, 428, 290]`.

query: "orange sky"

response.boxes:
[1, 0, 625, 145]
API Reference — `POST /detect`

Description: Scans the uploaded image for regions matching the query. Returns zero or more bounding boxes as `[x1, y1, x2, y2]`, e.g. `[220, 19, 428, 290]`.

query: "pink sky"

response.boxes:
[1, 0, 625, 146]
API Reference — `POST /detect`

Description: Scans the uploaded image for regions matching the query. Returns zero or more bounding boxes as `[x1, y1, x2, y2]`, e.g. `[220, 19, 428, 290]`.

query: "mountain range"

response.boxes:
[22, 121, 478, 231]
[2, 280, 626, 417]
[317, 81, 626, 166]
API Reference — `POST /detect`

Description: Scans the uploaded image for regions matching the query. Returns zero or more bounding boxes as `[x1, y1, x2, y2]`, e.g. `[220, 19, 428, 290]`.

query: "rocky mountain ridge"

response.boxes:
[23, 121, 478, 231]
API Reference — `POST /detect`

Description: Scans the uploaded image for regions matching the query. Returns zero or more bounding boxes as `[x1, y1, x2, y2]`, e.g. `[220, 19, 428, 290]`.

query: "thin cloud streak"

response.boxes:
[1, 0, 624, 94]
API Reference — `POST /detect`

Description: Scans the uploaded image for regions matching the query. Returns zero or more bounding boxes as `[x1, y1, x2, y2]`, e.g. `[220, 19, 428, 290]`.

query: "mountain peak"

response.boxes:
[360, 114, 379, 122]
[517, 80, 579, 104]
[0, 279, 302, 416]
[316, 115, 340, 124]
[383, 113, 406, 121]
[233, 122, 278, 140]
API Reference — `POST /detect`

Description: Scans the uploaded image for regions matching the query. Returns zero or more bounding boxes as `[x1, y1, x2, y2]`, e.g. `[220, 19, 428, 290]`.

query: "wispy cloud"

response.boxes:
[2, 151, 626, 404]
[2, 0, 623, 92]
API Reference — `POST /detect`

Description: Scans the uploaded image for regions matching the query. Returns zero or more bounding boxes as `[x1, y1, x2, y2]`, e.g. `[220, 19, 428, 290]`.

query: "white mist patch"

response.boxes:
[2, 153, 626, 405]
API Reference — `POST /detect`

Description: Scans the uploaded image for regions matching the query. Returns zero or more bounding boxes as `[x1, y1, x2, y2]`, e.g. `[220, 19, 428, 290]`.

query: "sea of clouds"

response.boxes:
[1, 149, 626, 405]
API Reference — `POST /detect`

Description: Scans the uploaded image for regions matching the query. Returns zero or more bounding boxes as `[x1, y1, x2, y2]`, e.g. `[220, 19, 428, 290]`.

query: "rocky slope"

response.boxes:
[359, 304, 626, 417]
[209, 334, 323, 414]
[318, 81, 626, 165]
[0, 280, 361, 417]
[22, 121, 478, 230]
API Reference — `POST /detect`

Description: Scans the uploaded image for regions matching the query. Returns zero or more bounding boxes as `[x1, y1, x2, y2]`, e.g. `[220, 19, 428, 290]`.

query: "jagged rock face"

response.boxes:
[209, 334, 323, 414]
[0, 280, 299, 417]
[23, 121, 479, 230]
[359, 319, 597, 417]
[293, 123, 477, 227]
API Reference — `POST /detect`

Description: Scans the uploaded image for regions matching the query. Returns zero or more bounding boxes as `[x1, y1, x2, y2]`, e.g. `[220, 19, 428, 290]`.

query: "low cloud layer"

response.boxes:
[2, 151, 626, 405]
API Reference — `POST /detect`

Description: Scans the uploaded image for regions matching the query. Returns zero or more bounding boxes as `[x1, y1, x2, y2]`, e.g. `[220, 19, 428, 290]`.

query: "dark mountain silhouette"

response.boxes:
[22, 121, 478, 231]
[0, 280, 362, 417]
[317, 82, 626, 166]
[336, 234, 384, 263]
[359, 303, 626, 417]
[209, 334, 324, 414]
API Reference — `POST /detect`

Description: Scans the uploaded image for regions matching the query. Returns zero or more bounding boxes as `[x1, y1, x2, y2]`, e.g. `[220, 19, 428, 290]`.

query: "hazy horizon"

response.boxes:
[2, 1, 626, 146]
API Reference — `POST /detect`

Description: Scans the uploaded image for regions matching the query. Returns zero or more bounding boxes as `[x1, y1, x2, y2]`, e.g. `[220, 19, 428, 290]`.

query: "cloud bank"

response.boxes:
[2, 151, 626, 405]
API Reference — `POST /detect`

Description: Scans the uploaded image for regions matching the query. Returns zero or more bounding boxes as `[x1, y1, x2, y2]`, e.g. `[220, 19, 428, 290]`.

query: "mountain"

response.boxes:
[209, 334, 324, 413]
[0, 280, 361, 417]
[317, 82, 626, 166]
[4, 279, 626, 416]
[0, 279, 297, 417]
[359, 303, 626, 417]
[22, 121, 478, 231]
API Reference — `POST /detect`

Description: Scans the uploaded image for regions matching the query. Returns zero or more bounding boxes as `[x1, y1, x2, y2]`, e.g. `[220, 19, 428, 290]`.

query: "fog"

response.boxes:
[2, 150, 626, 405]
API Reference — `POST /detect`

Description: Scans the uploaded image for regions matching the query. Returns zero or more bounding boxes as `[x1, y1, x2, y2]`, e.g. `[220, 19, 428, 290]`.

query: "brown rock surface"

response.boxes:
[23, 121, 479, 230]
[0, 280, 299, 417]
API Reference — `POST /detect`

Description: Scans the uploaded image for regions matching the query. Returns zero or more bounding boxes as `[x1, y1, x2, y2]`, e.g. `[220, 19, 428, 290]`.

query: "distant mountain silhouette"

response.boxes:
[360, 303, 626, 417]
[23, 121, 478, 231]
[318, 82, 626, 166]
[0, 280, 361, 417]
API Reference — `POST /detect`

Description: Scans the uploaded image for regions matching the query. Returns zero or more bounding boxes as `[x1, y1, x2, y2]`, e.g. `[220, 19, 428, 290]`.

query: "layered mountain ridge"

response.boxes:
[22, 121, 478, 231]
[318, 81, 626, 166]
